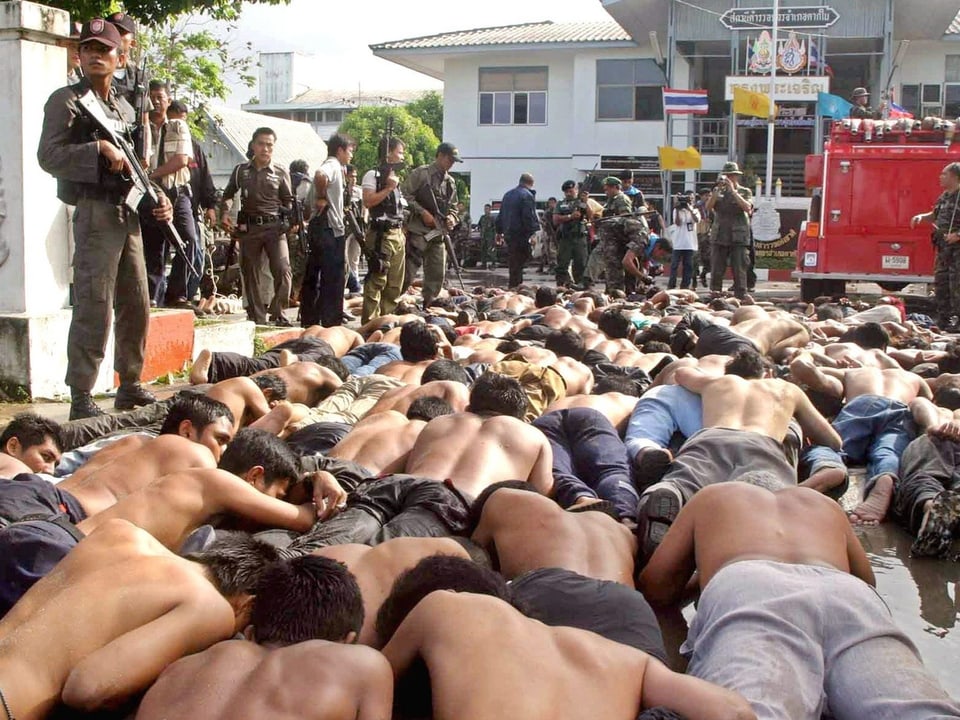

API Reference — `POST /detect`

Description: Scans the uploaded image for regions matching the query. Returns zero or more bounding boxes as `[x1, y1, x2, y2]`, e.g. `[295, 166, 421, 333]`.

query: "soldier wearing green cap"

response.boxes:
[595, 176, 636, 292]
[705, 162, 753, 298]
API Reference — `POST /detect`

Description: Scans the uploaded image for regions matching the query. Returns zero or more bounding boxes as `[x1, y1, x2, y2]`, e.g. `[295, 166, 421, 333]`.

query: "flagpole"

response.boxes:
[766, 0, 779, 198]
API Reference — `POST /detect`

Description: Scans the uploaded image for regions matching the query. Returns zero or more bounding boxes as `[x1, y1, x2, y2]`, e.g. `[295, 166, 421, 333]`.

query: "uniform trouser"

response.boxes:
[894, 434, 960, 535]
[538, 232, 555, 269]
[585, 243, 604, 284]
[934, 243, 960, 322]
[185, 215, 206, 300]
[710, 242, 749, 297]
[600, 239, 626, 292]
[284, 474, 471, 554]
[532, 408, 639, 519]
[479, 236, 496, 265]
[288, 230, 306, 300]
[60, 398, 173, 450]
[239, 223, 291, 323]
[697, 232, 711, 279]
[405, 232, 445, 306]
[506, 236, 531, 287]
[362, 226, 406, 323]
[301, 227, 345, 328]
[683, 559, 960, 720]
[165, 192, 200, 302]
[555, 235, 588, 284]
[67, 199, 149, 392]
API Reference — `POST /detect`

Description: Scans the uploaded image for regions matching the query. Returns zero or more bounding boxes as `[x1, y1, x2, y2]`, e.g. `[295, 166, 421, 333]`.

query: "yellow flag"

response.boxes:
[733, 86, 778, 118]
[658, 146, 702, 171]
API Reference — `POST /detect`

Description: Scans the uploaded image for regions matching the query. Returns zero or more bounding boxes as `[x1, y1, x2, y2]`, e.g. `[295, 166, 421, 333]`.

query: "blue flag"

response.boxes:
[817, 92, 853, 119]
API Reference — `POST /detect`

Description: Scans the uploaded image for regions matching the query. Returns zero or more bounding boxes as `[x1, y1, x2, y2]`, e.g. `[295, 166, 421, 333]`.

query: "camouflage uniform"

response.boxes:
[933, 188, 960, 326]
[597, 191, 633, 292]
[478, 212, 497, 268]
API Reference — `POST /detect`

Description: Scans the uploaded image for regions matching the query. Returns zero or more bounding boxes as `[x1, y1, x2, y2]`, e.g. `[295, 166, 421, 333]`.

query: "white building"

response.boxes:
[372, 3, 960, 220]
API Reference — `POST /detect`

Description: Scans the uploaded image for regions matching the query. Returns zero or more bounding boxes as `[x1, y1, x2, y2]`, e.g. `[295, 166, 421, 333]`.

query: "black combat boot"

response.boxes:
[114, 383, 158, 410]
[70, 390, 106, 420]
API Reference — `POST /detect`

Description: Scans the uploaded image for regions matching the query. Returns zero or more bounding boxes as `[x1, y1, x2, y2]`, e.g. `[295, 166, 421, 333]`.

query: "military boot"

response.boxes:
[70, 391, 106, 421]
[114, 383, 158, 410]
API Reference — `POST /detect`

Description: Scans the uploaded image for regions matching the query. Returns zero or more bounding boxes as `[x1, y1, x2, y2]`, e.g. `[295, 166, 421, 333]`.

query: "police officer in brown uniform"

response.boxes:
[219, 128, 294, 326]
[38, 19, 171, 420]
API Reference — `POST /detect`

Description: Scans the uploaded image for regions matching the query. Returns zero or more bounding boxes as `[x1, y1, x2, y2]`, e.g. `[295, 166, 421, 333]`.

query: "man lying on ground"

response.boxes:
[0, 413, 63, 479]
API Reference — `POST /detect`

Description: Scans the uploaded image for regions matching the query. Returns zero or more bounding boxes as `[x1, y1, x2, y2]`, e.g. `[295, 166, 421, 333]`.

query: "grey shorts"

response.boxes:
[683, 559, 960, 720]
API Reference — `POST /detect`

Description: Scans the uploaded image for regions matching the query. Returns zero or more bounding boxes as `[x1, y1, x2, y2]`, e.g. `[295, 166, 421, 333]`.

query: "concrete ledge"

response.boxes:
[118, 310, 196, 386]
[0, 2, 69, 39]
[259, 328, 301, 350]
[193, 319, 256, 361]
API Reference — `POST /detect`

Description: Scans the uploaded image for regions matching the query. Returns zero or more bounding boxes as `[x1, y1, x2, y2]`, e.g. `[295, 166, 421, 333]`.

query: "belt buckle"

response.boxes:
[254, 216, 265, 225]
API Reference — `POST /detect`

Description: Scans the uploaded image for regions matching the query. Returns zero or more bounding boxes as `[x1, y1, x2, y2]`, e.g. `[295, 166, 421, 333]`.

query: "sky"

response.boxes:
[223, 0, 613, 106]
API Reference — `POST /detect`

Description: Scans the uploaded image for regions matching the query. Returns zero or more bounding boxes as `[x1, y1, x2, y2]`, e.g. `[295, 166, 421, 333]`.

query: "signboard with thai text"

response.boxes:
[719, 6, 840, 31]
[725, 75, 830, 102]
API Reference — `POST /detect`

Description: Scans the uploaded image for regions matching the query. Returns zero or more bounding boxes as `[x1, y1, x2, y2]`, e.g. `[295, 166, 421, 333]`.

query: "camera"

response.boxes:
[674, 193, 691, 210]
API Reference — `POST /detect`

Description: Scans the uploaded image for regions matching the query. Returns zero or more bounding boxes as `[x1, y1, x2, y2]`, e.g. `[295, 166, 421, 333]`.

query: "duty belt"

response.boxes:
[372, 217, 403, 229]
[239, 213, 279, 225]
[77, 186, 125, 205]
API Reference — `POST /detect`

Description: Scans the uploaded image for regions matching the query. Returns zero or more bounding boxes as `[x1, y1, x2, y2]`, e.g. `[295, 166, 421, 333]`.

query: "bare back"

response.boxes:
[545, 392, 639, 432]
[842, 367, 929, 404]
[206, 377, 269, 431]
[696, 375, 801, 439]
[405, 414, 553, 499]
[365, 381, 469, 417]
[300, 326, 363, 356]
[473, 490, 637, 586]
[377, 360, 430, 384]
[136, 639, 392, 720]
[253, 363, 341, 406]
[329, 412, 428, 475]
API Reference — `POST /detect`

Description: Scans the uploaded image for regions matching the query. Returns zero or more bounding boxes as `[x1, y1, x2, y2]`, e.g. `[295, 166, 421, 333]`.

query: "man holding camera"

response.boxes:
[911, 162, 960, 331]
[361, 137, 406, 323]
[553, 180, 589, 287]
[668, 192, 701, 290]
[705, 162, 753, 299]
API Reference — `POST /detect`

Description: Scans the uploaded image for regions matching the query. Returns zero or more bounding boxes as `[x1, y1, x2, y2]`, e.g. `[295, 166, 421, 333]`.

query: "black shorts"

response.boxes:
[693, 324, 757, 359]
[0, 474, 86, 526]
[0, 515, 84, 616]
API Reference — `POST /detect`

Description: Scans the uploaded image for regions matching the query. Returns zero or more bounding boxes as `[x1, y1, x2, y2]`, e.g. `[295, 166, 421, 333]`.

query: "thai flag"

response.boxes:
[809, 41, 833, 76]
[889, 102, 914, 119]
[663, 88, 709, 115]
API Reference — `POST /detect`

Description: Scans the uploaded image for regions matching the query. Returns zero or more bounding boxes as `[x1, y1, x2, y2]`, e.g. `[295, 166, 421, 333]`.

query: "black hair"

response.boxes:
[635, 323, 673, 346]
[218, 428, 301, 485]
[374, 555, 512, 648]
[495, 338, 523, 354]
[185, 531, 280, 596]
[534, 286, 558, 308]
[327, 133, 355, 156]
[725, 349, 771, 379]
[597, 309, 631, 339]
[651, 236, 672, 254]
[251, 127, 276, 144]
[167, 100, 188, 115]
[593, 374, 641, 396]
[421, 359, 470, 386]
[815, 303, 844, 321]
[407, 396, 454, 422]
[708, 298, 738, 313]
[159, 394, 234, 436]
[252, 556, 363, 645]
[938, 343, 960, 373]
[934, 385, 960, 411]
[312, 354, 350, 381]
[641, 340, 672, 354]
[468, 373, 526, 420]
[467, 480, 537, 535]
[399, 321, 439, 362]
[289, 159, 309, 175]
[378, 135, 404, 156]
[252, 373, 288, 401]
[581, 291, 606, 308]
[148, 79, 168, 92]
[544, 328, 586, 361]
[837, 322, 890, 350]
[345, 163, 355, 174]
[0, 413, 63, 454]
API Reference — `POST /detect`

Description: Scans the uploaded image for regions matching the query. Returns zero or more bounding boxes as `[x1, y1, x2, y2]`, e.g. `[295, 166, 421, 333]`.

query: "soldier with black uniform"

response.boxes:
[912, 162, 960, 331]
[401, 142, 461, 306]
[706, 162, 754, 299]
[219, 128, 294, 326]
[38, 19, 171, 419]
[596, 176, 633, 293]
[361, 136, 407, 323]
[553, 180, 589, 287]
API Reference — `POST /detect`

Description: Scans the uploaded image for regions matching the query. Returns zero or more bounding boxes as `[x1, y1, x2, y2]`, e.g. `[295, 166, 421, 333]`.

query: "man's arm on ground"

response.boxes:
[212, 470, 316, 531]
[673, 367, 712, 395]
[790, 385, 842, 450]
[61, 599, 232, 711]
[843, 512, 876, 586]
[529, 434, 555, 496]
[640, 658, 756, 720]
[636, 498, 697, 607]
[789, 356, 844, 398]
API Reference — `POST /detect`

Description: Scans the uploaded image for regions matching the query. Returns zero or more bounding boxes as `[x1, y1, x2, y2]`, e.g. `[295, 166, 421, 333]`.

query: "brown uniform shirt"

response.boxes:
[220, 160, 293, 217]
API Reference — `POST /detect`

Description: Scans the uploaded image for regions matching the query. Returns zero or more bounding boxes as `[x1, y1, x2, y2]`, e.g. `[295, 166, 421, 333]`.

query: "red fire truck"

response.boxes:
[794, 120, 959, 301]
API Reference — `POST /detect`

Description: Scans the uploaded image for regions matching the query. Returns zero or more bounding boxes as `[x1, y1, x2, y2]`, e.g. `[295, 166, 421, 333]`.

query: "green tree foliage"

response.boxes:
[46, 0, 288, 25]
[140, 14, 256, 138]
[337, 106, 440, 178]
[405, 90, 443, 140]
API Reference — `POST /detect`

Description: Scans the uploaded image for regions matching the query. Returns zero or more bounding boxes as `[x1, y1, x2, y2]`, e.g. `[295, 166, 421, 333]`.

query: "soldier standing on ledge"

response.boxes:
[912, 162, 960, 332]
[219, 127, 294, 327]
[361, 136, 407, 323]
[401, 142, 460, 306]
[38, 19, 172, 419]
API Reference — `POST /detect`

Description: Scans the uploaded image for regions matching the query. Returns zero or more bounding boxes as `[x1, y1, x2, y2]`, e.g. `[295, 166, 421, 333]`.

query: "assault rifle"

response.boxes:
[424, 185, 465, 292]
[76, 89, 197, 278]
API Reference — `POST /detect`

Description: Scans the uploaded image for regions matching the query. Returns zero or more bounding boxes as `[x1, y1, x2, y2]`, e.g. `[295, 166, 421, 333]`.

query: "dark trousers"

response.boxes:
[140, 193, 198, 305]
[532, 407, 638, 519]
[506, 235, 531, 287]
[894, 434, 960, 535]
[668, 250, 695, 289]
[934, 243, 960, 322]
[710, 242, 749, 297]
[301, 225, 345, 327]
[555, 235, 588, 284]
[207, 336, 335, 383]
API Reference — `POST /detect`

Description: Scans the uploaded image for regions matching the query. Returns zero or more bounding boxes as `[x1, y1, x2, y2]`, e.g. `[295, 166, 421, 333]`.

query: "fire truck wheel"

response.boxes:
[877, 282, 908, 293]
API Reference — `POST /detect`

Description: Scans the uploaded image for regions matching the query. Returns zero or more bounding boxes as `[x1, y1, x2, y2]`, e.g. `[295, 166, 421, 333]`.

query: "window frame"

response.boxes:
[477, 67, 548, 127]
[596, 59, 666, 122]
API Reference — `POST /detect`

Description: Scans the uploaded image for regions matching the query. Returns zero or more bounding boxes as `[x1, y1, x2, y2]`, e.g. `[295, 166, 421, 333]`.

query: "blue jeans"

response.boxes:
[668, 249, 694, 289]
[803, 394, 915, 495]
[341, 342, 402, 377]
[533, 408, 638, 519]
[624, 385, 703, 459]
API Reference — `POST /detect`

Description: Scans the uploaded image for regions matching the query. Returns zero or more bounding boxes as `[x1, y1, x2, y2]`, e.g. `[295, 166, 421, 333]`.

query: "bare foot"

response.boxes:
[801, 467, 847, 495]
[278, 349, 297, 367]
[571, 496, 603, 509]
[848, 474, 895, 525]
[190, 349, 212, 385]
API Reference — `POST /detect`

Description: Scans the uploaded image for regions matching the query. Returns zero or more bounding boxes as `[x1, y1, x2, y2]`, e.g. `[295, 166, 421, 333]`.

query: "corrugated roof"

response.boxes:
[370, 21, 632, 51]
[949, 8, 960, 34]
[204, 105, 328, 172]
[286, 88, 430, 107]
